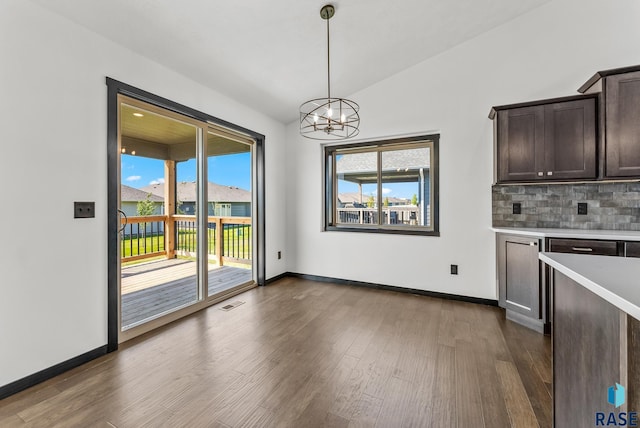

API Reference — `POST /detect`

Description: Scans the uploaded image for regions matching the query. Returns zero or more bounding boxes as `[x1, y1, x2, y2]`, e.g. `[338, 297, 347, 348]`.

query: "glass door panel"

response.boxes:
[119, 101, 201, 332]
[205, 130, 254, 298]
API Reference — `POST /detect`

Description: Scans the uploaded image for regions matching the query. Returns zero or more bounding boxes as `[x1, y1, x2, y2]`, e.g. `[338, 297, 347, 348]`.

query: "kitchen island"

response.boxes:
[540, 252, 640, 427]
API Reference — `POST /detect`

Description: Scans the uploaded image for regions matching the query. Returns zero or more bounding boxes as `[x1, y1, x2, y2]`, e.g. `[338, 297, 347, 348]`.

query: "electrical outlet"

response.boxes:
[277, 251, 282, 260]
[512, 202, 522, 215]
[450, 264, 458, 275]
[74, 201, 95, 218]
[577, 202, 588, 215]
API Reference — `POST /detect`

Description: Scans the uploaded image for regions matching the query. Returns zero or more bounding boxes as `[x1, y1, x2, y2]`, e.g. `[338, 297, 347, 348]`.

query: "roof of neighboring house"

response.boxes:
[121, 184, 163, 203]
[338, 192, 409, 204]
[336, 148, 430, 174]
[140, 181, 251, 203]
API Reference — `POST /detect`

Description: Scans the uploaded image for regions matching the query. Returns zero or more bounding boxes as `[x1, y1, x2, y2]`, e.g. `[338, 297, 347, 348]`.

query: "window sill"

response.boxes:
[325, 225, 440, 236]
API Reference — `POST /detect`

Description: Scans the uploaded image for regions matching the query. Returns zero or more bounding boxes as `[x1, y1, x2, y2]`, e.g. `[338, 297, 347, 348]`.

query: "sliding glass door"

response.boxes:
[117, 95, 255, 342]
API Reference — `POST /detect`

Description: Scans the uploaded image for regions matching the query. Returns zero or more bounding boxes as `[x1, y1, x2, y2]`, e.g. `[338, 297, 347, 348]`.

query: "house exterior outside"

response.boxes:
[141, 181, 251, 217]
[120, 184, 164, 217]
[338, 192, 410, 208]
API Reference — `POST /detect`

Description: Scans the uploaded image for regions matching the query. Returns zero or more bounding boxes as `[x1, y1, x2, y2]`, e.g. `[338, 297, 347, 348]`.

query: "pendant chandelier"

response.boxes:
[299, 4, 360, 140]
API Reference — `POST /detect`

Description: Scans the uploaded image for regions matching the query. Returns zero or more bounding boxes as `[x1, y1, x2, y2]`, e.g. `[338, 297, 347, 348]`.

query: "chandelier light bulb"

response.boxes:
[327, 107, 333, 118]
[341, 113, 346, 123]
[314, 113, 319, 123]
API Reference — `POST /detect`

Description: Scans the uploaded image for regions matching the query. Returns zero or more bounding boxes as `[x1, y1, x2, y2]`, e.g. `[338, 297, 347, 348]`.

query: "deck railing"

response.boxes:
[336, 206, 430, 226]
[121, 215, 251, 265]
[121, 215, 166, 262]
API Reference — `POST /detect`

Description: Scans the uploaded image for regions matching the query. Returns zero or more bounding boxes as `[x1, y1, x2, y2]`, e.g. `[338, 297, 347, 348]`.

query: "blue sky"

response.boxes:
[122, 153, 251, 190]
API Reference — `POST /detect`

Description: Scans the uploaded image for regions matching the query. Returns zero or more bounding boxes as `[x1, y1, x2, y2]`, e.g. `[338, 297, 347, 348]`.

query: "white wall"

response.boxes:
[0, 0, 287, 387]
[286, 0, 640, 299]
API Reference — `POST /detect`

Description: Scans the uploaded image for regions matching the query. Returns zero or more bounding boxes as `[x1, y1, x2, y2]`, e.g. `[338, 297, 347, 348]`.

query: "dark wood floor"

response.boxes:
[0, 277, 551, 427]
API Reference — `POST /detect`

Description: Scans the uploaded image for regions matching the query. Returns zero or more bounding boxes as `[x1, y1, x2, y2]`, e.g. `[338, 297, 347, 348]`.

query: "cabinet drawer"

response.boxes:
[626, 242, 640, 258]
[548, 238, 618, 256]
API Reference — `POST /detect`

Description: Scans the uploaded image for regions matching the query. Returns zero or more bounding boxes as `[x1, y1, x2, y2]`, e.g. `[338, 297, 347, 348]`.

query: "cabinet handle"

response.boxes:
[571, 247, 593, 252]
[537, 172, 544, 177]
[547, 171, 553, 176]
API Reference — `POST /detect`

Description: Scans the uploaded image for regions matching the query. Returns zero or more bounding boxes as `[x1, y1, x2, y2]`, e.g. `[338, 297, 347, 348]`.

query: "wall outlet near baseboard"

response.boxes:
[450, 264, 458, 275]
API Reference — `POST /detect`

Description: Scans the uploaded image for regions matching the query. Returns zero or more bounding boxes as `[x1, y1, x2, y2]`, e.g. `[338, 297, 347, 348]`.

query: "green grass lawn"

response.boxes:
[121, 234, 165, 258]
[122, 226, 252, 260]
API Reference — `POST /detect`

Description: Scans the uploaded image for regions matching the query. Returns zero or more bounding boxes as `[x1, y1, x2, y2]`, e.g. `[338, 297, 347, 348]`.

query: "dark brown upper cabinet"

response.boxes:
[490, 95, 597, 183]
[579, 65, 640, 178]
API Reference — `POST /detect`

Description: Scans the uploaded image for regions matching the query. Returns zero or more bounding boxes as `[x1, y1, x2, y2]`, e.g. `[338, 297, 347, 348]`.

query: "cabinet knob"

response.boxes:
[537, 172, 544, 177]
[547, 171, 553, 176]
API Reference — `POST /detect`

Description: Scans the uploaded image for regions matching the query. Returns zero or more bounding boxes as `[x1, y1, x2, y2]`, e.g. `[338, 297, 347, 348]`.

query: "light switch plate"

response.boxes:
[74, 202, 95, 218]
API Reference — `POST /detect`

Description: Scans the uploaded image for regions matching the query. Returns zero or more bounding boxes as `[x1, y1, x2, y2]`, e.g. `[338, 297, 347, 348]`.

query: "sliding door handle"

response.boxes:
[118, 209, 127, 234]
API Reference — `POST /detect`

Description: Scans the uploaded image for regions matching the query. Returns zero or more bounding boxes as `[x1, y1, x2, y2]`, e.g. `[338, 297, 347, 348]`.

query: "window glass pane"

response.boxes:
[336, 152, 378, 224]
[381, 147, 431, 227]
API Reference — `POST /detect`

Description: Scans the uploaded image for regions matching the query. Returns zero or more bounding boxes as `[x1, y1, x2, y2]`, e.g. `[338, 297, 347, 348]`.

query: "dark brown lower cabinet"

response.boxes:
[497, 234, 640, 334]
[497, 234, 544, 332]
[553, 270, 640, 427]
[627, 242, 640, 258]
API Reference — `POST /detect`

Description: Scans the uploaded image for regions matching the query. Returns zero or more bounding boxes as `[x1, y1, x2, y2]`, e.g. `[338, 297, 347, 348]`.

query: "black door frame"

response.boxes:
[106, 78, 266, 352]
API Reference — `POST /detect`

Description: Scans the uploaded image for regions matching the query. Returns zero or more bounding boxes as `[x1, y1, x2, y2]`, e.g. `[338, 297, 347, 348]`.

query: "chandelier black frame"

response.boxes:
[299, 5, 360, 140]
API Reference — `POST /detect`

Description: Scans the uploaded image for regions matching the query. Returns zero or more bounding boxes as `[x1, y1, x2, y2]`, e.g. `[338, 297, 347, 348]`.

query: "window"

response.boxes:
[215, 203, 232, 217]
[324, 135, 439, 235]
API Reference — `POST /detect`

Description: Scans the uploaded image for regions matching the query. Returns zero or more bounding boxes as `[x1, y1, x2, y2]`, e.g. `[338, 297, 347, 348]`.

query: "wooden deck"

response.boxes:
[121, 259, 252, 328]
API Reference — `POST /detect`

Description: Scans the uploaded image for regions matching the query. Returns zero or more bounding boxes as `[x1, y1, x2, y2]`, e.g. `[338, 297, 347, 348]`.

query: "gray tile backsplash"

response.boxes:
[492, 182, 640, 230]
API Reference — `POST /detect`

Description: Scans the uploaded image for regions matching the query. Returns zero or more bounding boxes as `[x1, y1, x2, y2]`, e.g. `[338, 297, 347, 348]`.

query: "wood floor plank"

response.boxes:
[292, 354, 360, 427]
[0, 414, 26, 427]
[349, 393, 383, 428]
[235, 405, 274, 428]
[455, 339, 485, 428]
[0, 385, 61, 421]
[473, 337, 512, 428]
[501, 324, 552, 428]
[496, 360, 540, 428]
[0, 278, 551, 428]
[422, 345, 457, 427]
[373, 376, 413, 428]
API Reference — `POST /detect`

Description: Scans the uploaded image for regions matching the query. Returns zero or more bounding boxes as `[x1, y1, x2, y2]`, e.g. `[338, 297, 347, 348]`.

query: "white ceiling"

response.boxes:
[29, 0, 552, 123]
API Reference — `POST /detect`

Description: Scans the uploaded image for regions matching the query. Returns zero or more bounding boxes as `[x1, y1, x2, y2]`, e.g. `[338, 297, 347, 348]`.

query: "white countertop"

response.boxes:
[493, 227, 640, 241]
[540, 252, 640, 321]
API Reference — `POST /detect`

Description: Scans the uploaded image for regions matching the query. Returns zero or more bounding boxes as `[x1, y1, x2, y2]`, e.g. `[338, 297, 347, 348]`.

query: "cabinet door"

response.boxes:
[605, 71, 640, 177]
[626, 241, 640, 258]
[497, 106, 544, 182]
[544, 99, 597, 180]
[497, 235, 540, 319]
